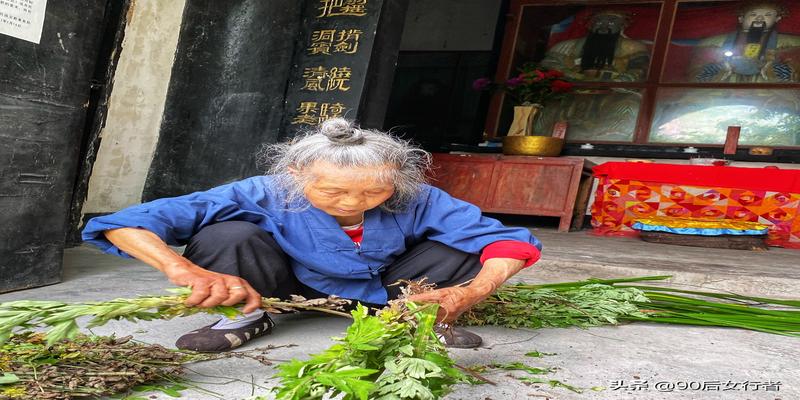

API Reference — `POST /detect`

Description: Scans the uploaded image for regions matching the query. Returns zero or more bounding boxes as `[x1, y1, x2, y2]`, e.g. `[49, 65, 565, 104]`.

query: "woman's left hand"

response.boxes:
[407, 286, 490, 323]
[406, 258, 527, 323]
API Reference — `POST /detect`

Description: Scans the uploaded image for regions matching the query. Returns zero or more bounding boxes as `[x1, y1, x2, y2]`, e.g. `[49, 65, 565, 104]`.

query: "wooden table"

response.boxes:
[430, 153, 595, 232]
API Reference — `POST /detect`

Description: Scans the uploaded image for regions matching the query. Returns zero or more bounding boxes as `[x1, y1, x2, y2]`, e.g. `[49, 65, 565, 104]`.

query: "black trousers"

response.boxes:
[182, 221, 482, 305]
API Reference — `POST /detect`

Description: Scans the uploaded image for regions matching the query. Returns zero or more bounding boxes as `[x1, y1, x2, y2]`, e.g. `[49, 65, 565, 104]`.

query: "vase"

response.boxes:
[506, 104, 542, 137]
[502, 136, 564, 156]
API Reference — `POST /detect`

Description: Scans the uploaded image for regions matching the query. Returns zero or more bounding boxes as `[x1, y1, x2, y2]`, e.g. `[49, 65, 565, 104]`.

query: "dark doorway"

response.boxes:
[382, 0, 508, 150]
[384, 51, 494, 149]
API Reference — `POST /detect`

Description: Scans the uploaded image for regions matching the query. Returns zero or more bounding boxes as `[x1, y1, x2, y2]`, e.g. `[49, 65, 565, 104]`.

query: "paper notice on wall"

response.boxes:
[0, 0, 47, 44]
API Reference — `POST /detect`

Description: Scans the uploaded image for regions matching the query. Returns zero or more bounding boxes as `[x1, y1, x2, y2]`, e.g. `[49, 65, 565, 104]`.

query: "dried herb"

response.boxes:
[0, 332, 202, 399]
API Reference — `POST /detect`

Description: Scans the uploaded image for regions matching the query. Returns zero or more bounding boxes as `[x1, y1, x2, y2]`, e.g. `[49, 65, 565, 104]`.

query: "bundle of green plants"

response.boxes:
[0, 288, 351, 346]
[2, 276, 799, 347]
[459, 276, 800, 337]
[0, 332, 203, 400]
[270, 302, 468, 400]
[1, 276, 799, 400]
[0, 299, 467, 400]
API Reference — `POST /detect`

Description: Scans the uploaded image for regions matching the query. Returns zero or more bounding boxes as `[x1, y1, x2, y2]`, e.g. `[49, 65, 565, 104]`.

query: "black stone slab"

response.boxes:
[280, 0, 384, 138]
[0, 0, 107, 292]
[67, 0, 131, 246]
[143, 0, 302, 201]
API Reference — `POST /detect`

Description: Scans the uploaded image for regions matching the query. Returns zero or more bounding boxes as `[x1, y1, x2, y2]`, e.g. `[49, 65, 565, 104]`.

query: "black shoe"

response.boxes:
[175, 314, 274, 352]
[434, 323, 482, 348]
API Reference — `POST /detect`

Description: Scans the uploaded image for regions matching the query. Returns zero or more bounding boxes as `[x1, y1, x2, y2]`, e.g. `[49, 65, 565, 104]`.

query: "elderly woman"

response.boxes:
[82, 118, 541, 352]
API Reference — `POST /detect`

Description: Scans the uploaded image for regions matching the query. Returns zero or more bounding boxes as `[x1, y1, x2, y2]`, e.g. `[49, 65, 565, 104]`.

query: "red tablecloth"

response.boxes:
[593, 162, 800, 193]
[591, 162, 800, 249]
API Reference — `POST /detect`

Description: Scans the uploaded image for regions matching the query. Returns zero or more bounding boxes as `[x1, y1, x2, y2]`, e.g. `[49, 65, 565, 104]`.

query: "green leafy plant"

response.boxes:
[273, 303, 467, 400]
[524, 351, 555, 358]
[125, 383, 188, 398]
[460, 282, 649, 329]
[459, 276, 800, 337]
[517, 377, 584, 393]
[487, 362, 552, 376]
[467, 361, 587, 394]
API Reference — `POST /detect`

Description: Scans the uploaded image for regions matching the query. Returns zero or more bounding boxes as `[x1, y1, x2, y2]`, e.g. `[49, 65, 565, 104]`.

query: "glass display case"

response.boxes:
[485, 0, 800, 149]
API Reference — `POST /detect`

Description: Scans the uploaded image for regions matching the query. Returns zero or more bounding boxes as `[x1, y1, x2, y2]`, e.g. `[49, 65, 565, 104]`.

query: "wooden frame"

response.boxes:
[484, 0, 800, 148]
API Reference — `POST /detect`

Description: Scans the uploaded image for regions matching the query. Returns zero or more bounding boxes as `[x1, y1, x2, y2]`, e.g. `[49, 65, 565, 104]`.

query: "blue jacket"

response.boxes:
[82, 176, 542, 304]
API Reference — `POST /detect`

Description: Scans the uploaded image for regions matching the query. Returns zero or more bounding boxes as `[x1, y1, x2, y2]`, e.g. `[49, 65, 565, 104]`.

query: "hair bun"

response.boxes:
[320, 118, 366, 145]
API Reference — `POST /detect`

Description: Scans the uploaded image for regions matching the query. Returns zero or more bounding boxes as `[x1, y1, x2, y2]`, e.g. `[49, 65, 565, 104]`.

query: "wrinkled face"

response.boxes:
[301, 161, 396, 224]
[589, 14, 626, 34]
[739, 7, 781, 30]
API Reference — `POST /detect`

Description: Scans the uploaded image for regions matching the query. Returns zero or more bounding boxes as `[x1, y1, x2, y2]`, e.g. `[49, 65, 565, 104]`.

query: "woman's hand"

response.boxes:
[407, 257, 527, 323]
[104, 227, 263, 313]
[406, 285, 492, 323]
[163, 263, 263, 313]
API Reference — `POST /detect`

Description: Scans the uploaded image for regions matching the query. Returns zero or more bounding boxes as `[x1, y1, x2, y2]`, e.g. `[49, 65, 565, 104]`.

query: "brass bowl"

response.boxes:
[502, 136, 564, 157]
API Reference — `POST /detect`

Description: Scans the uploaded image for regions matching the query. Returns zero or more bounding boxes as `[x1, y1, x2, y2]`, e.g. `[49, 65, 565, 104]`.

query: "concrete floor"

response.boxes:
[1, 229, 798, 399]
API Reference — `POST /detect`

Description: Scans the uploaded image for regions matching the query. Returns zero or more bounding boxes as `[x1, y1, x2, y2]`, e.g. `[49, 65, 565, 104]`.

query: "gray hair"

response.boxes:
[259, 118, 432, 212]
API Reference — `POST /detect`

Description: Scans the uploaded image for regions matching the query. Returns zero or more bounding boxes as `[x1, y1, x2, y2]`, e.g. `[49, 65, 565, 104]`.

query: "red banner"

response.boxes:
[593, 162, 800, 194]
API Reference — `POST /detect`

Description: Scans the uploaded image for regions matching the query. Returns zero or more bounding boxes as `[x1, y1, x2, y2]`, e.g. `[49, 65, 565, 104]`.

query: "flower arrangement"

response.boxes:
[473, 63, 574, 106]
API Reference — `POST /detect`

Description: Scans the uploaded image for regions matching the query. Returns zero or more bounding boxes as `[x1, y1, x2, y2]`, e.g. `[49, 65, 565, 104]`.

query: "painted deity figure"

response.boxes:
[540, 10, 651, 82]
[689, 1, 800, 82]
[537, 10, 648, 140]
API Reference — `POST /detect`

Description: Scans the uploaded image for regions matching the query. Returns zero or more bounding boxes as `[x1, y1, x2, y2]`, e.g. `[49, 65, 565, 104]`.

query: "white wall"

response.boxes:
[82, 0, 186, 214]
